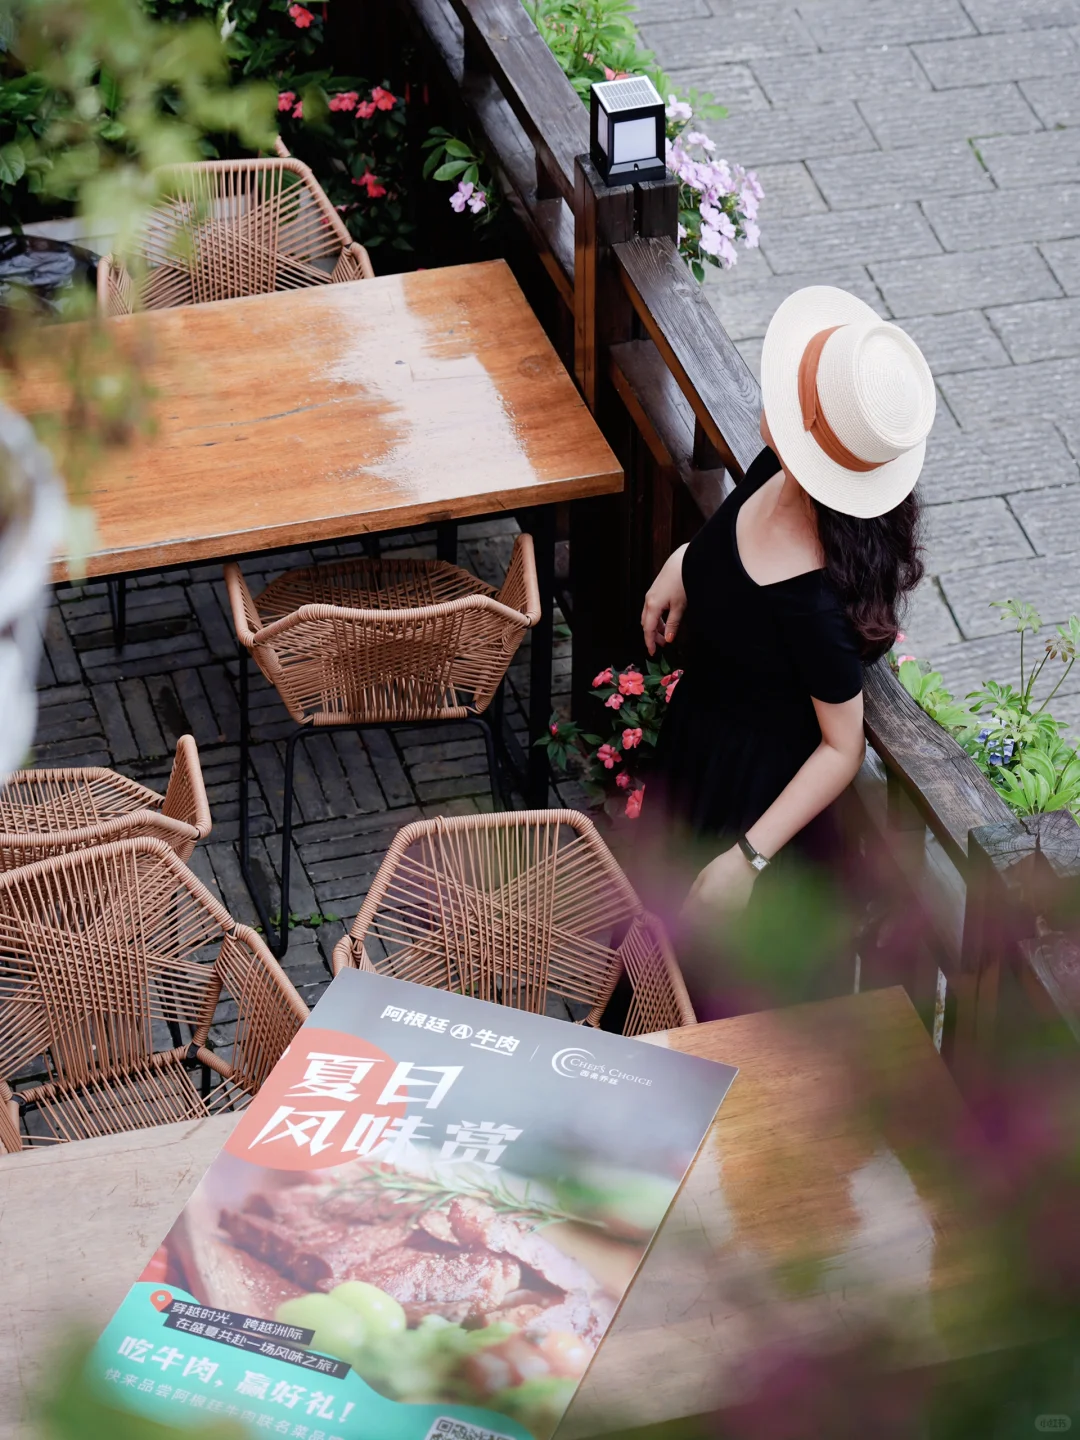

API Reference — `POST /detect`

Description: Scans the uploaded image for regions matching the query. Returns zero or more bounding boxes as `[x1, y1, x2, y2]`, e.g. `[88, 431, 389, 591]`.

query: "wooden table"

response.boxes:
[17, 259, 622, 804]
[0, 988, 987, 1440]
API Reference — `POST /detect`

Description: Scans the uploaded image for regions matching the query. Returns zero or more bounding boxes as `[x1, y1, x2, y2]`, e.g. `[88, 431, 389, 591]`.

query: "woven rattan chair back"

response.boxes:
[225, 534, 540, 726]
[0, 735, 211, 871]
[97, 156, 374, 316]
[332, 809, 696, 1036]
[0, 837, 307, 1152]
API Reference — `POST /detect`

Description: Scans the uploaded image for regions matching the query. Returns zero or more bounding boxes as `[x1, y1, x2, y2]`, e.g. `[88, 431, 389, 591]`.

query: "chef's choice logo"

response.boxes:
[550, 1047, 652, 1087]
[551, 1046, 594, 1077]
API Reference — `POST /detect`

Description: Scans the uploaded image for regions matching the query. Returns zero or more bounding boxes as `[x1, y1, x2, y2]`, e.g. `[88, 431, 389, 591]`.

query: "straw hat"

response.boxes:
[760, 285, 936, 519]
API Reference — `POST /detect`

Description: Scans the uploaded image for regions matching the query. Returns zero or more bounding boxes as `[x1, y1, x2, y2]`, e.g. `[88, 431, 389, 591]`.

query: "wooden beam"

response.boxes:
[613, 234, 762, 478]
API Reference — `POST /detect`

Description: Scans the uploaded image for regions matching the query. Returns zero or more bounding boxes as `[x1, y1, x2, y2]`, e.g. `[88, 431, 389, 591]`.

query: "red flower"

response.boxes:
[592, 667, 613, 688]
[329, 91, 359, 112]
[625, 785, 645, 820]
[277, 91, 296, 113]
[549, 722, 559, 736]
[371, 86, 397, 110]
[352, 169, 387, 198]
[356, 99, 377, 118]
[664, 672, 682, 702]
[604, 693, 624, 710]
[288, 3, 314, 26]
[597, 744, 621, 770]
[615, 771, 631, 790]
[618, 669, 644, 696]
[622, 727, 643, 749]
[659, 669, 682, 687]
[291, 101, 303, 119]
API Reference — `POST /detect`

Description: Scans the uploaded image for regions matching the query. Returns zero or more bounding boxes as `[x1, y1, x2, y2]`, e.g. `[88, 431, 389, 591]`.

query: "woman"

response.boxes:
[643, 285, 935, 916]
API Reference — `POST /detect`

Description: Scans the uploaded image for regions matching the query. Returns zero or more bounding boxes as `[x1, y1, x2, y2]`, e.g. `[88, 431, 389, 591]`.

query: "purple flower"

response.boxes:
[666, 96, 693, 123]
[467, 188, 487, 214]
[449, 180, 475, 213]
[685, 129, 716, 151]
[744, 218, 761, 247]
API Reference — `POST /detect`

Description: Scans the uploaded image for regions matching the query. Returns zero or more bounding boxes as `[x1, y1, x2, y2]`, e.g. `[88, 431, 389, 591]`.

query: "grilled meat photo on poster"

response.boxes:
[89, 970, 737, 1440]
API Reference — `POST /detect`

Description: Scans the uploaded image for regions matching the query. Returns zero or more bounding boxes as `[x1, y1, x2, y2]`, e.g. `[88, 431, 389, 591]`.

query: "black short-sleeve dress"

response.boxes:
[654, 445, 864, 862]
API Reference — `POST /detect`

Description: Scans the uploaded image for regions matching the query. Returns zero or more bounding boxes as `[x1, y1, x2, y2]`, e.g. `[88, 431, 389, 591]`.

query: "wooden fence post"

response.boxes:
[569, 157, 635, 717]
[957, 809, 1080, 1072]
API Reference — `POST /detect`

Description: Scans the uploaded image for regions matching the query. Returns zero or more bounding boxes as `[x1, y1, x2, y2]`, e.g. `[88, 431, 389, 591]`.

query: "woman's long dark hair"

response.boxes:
[810, 491, 924, 662]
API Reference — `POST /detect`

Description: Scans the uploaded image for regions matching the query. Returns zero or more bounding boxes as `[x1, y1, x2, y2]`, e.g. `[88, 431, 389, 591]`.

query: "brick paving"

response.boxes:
[32, 521, 580, 1011]
[639, 0, 1080, 723]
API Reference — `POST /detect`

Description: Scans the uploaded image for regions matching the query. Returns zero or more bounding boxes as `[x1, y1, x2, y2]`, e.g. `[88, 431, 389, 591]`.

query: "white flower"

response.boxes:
[218, 2, 237, 39]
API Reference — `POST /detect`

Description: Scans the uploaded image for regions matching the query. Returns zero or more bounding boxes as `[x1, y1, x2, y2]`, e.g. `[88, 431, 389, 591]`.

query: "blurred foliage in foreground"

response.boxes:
[0, 0, 273, 528]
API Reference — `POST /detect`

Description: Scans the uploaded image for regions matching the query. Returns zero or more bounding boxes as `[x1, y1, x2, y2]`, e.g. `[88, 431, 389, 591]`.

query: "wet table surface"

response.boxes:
[0, 988, 981, 1439]
[13, 260, 622, 583]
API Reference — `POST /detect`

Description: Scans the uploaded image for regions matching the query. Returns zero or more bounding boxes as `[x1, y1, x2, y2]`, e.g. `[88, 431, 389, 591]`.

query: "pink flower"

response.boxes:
[618, 669, 644, 696]
[592, 668, 613, 688]
[288, 3, 314, 26]
[615, 771, 631, 790]
[371, 86, 397, 111]
[467, 189, 487, 214]
[549, 723, 559, 736]
[291, 101, 303, 119]
[660, 669, 682, 687]
[356, 99, 377, 119]
[329, 91, 359, 112]
[664, 672, 681, 702]
[603, 65, 631, 80]
[666, 97, 692, 123]
[604, 693, 624, 710]
[625, 785, 645, 820]
[597, 744, 621, 770]
[896, 654, 916, 665]
[622, 727, 643, 750]
[352, 169, 386, 198]
[277, 91, 296, 113]
[895, 632, 906, 644]
[450, 180, 475, 213]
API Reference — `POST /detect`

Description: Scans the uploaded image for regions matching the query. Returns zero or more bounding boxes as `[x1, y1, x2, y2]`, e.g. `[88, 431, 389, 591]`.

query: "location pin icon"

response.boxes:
[150, 1290, 173, 1312]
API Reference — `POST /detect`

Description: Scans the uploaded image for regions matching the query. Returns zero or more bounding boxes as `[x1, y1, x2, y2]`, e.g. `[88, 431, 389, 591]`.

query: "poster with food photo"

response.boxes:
[88, 969, 737, 1440]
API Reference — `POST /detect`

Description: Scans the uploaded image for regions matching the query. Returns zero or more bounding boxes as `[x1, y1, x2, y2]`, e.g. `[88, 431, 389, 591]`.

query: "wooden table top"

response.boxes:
[0, 988, 985, 1440]
[14, 261, 622, 582]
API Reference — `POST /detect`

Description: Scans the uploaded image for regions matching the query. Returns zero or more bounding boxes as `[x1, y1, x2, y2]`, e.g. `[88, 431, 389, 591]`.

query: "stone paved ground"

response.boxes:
[639, 0, 1080, 722]
[32, 521, 578, 1012]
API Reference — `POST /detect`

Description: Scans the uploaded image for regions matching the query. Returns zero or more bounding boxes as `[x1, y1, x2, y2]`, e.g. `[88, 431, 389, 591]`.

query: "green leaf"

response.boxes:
[0, 141, 26, 185]
[433, 159, 470, 181]
[443, 138, 474, 158]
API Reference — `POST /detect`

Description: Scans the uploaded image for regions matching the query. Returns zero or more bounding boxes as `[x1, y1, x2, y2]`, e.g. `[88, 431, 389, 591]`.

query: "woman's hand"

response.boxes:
[641, 544, 689, 656]
[683, 844, 757, 920]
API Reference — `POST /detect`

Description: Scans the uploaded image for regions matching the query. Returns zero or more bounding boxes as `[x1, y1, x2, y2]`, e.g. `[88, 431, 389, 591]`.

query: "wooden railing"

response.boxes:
[383, 0, 1080, 1059]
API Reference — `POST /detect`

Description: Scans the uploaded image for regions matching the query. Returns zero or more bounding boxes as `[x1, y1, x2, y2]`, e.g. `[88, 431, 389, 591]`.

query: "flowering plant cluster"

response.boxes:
[138, 0, 415, 255]
[541, 659, 682, 821]
[421, 128, 500, 226]
[889, 600, 1080, 819]
[665, 97, 762, 280]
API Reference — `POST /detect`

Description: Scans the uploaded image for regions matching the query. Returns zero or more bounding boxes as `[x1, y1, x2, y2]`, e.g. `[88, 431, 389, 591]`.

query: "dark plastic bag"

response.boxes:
[0, 234, 99, 315]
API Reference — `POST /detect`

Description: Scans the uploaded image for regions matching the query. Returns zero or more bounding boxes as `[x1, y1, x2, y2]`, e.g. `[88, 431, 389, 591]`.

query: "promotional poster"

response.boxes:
[88, 970, 737, 1440]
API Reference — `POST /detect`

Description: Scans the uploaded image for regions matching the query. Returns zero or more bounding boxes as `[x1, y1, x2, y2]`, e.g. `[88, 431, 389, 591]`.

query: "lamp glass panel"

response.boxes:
[612, 115, 659, 164]
[596, 113, 609, 154]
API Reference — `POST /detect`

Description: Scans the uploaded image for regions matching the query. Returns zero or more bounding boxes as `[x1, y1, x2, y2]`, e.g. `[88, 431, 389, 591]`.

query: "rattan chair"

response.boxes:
[331, 809, 696, 1036]
[0, 734, 211, 872]
[97, 155, 374, 317]
[0, 837, 308, 1153]
[225, 536, 541, 957]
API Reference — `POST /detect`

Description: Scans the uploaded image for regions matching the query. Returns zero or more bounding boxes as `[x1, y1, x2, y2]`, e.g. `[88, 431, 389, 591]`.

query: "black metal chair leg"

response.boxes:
[238, 644, 251, 870]
[274, 729, 301, 959]
[474, 715, 503, 811]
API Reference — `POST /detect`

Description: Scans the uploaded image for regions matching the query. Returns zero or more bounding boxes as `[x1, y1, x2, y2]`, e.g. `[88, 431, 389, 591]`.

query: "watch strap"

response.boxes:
[737, 834, 770, 872]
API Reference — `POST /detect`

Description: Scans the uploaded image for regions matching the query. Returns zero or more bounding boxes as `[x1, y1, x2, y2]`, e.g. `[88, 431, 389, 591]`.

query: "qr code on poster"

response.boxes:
[424, 1418, 516, 1440]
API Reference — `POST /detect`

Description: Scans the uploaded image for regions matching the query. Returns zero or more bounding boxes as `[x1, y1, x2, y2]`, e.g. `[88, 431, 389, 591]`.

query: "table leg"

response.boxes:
[527, 507, 555, 808]
[108, 576, 127, 652]
[436, 522, 457, 564]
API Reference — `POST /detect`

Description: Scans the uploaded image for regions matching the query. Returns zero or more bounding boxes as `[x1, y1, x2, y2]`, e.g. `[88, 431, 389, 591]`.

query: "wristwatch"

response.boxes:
[737, 834, 770, 873]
